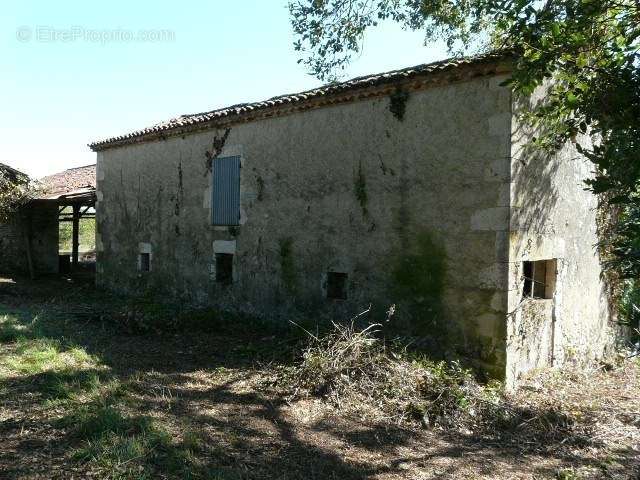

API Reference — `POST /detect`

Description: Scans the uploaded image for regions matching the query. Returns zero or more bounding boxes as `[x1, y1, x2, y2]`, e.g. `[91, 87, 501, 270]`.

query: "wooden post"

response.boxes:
[72, 204, 80, 270]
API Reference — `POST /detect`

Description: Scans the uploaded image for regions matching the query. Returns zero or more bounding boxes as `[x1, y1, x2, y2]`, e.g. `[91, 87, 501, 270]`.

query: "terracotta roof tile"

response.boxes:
[89, 52, 510, 151]
[39, 164, 96, 196]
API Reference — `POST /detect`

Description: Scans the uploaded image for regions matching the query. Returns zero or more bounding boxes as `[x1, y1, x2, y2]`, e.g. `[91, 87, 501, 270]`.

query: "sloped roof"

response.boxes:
[89, 52, 511, 151]
[39, 164, 96, 197]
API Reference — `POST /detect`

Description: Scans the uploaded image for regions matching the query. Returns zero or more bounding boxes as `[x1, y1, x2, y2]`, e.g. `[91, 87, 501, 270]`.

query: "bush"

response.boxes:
[620, 279, 640, 341]
[270, 316, 592, 448]
[273, 318, 490, 427]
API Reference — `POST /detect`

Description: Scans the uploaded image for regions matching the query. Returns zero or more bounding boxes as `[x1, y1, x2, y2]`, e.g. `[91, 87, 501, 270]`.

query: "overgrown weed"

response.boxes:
[271, 316, 595, 447]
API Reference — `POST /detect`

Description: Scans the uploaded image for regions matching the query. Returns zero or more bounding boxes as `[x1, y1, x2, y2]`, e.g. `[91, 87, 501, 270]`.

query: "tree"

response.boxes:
[0, 166, 34, 223]
[289, 0, 640, 277]
[0, 166, 40, 278]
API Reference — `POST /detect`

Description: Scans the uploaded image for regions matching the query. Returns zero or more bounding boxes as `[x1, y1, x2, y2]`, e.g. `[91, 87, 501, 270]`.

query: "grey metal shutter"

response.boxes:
[212, 156, 241, 226]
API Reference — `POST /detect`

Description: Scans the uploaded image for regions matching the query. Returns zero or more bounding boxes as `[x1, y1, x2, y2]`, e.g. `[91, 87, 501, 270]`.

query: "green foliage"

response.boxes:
[59, 214, 96, 254]
[0, 168, 36, 223]
[289, 0, 491, 81]
[603, 201, 640, 278]
[619, 279, 640, 339]
[290, 0, 640, 276]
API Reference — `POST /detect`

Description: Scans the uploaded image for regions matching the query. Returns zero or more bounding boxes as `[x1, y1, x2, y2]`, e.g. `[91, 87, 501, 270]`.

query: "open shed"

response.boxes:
[0, 164, 96, 276]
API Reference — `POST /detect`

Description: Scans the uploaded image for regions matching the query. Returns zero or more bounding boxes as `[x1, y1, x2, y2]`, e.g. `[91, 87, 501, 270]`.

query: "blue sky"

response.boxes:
[1, 1, 448, 178]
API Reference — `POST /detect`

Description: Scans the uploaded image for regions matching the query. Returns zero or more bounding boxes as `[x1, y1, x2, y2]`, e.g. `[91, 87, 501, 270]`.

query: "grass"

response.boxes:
[67, 405, 201, 480]
[59, 215, 95, 254]
[63, 400, 239, 480]
[0, 314, 28, 342]
[0, 287, 259, 479]
[0, 276, 638, 479]
[0, 311, 99, 378]
[0, 302, 218, 479]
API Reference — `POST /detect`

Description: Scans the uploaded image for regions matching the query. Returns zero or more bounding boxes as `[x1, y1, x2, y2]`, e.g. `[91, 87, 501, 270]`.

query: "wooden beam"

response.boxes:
[59, 216, 95, 222]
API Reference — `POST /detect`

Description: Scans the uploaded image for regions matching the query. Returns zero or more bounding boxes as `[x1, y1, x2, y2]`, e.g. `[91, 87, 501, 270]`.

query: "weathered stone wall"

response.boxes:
[96, 74, 513, 376]
[29, 203, 59, 274]
[506, 91, 614, 385]
[0, 217, 27, 272]
[0, 204, 58, 275]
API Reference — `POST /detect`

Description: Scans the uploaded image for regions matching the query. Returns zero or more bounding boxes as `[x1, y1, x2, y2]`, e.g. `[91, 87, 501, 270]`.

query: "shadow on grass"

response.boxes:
[0, 274, 639, 479]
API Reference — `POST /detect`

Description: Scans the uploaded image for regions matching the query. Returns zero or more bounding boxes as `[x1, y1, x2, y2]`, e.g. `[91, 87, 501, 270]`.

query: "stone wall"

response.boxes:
[97, 73, 513, 377]
[29, 203, 59, 274]
[0, 217, 27, 272]
[506, 91, 615, 385]
[0, 204, 59, 275]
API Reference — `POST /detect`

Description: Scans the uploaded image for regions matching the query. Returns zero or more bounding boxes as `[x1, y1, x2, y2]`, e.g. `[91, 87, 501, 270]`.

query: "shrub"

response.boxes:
[273, 318, 488, 427]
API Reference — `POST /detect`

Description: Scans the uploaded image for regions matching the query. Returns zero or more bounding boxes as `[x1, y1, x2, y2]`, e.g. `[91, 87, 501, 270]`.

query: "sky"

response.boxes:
[1, 1, 448, 178]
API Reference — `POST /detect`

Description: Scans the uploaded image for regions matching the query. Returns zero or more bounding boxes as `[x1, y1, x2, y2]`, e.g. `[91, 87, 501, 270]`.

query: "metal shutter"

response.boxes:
[212, 156, 241, 226]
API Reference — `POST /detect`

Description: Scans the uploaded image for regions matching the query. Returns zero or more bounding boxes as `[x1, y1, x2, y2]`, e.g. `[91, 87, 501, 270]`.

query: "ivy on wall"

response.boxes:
[388, 88, 410, 121]
[204, 128, 232, 175]
[353, 161, 368, 218]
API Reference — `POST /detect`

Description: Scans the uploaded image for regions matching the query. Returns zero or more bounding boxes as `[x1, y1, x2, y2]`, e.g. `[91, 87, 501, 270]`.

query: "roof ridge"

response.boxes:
[64, 164, 96, 171]
[90, 51, 511, 151]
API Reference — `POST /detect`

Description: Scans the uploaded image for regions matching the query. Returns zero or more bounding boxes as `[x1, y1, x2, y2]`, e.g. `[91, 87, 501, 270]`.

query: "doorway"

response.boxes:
[58, 203, 96, 273]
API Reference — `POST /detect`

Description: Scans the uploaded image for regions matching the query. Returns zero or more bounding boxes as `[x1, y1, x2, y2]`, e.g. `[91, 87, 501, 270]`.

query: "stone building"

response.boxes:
[0, 164, 96, 275]
[0, 163, 36, 273]
[89, 53, 616, 384]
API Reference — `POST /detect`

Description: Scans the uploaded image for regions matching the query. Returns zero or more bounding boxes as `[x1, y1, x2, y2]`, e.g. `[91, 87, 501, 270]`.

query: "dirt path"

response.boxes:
[0, 276, 638, 479]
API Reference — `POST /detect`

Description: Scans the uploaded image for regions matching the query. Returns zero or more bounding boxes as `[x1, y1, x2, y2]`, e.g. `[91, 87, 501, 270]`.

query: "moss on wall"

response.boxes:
[353, 161, 368, 218]
[279, 237, 296, 293]
[390, 231, 447, 339]
[255, 174, 265, 201]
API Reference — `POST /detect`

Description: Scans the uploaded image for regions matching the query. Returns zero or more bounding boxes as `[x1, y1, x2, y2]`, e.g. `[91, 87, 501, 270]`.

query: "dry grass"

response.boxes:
[1, 276, 639, 479]
[269, 318, 490, 428]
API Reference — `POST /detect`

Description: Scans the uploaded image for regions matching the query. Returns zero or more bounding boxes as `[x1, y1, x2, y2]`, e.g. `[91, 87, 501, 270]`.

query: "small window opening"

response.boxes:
[216, 253, 233, 284]
[326, 272, 348, 300]
[139, 253, 151, 272]
[522, 259, 556, 299]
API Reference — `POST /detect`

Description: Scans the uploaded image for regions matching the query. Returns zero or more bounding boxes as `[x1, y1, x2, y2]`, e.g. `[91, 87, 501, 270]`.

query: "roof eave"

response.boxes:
[89, 55, 513, 152]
